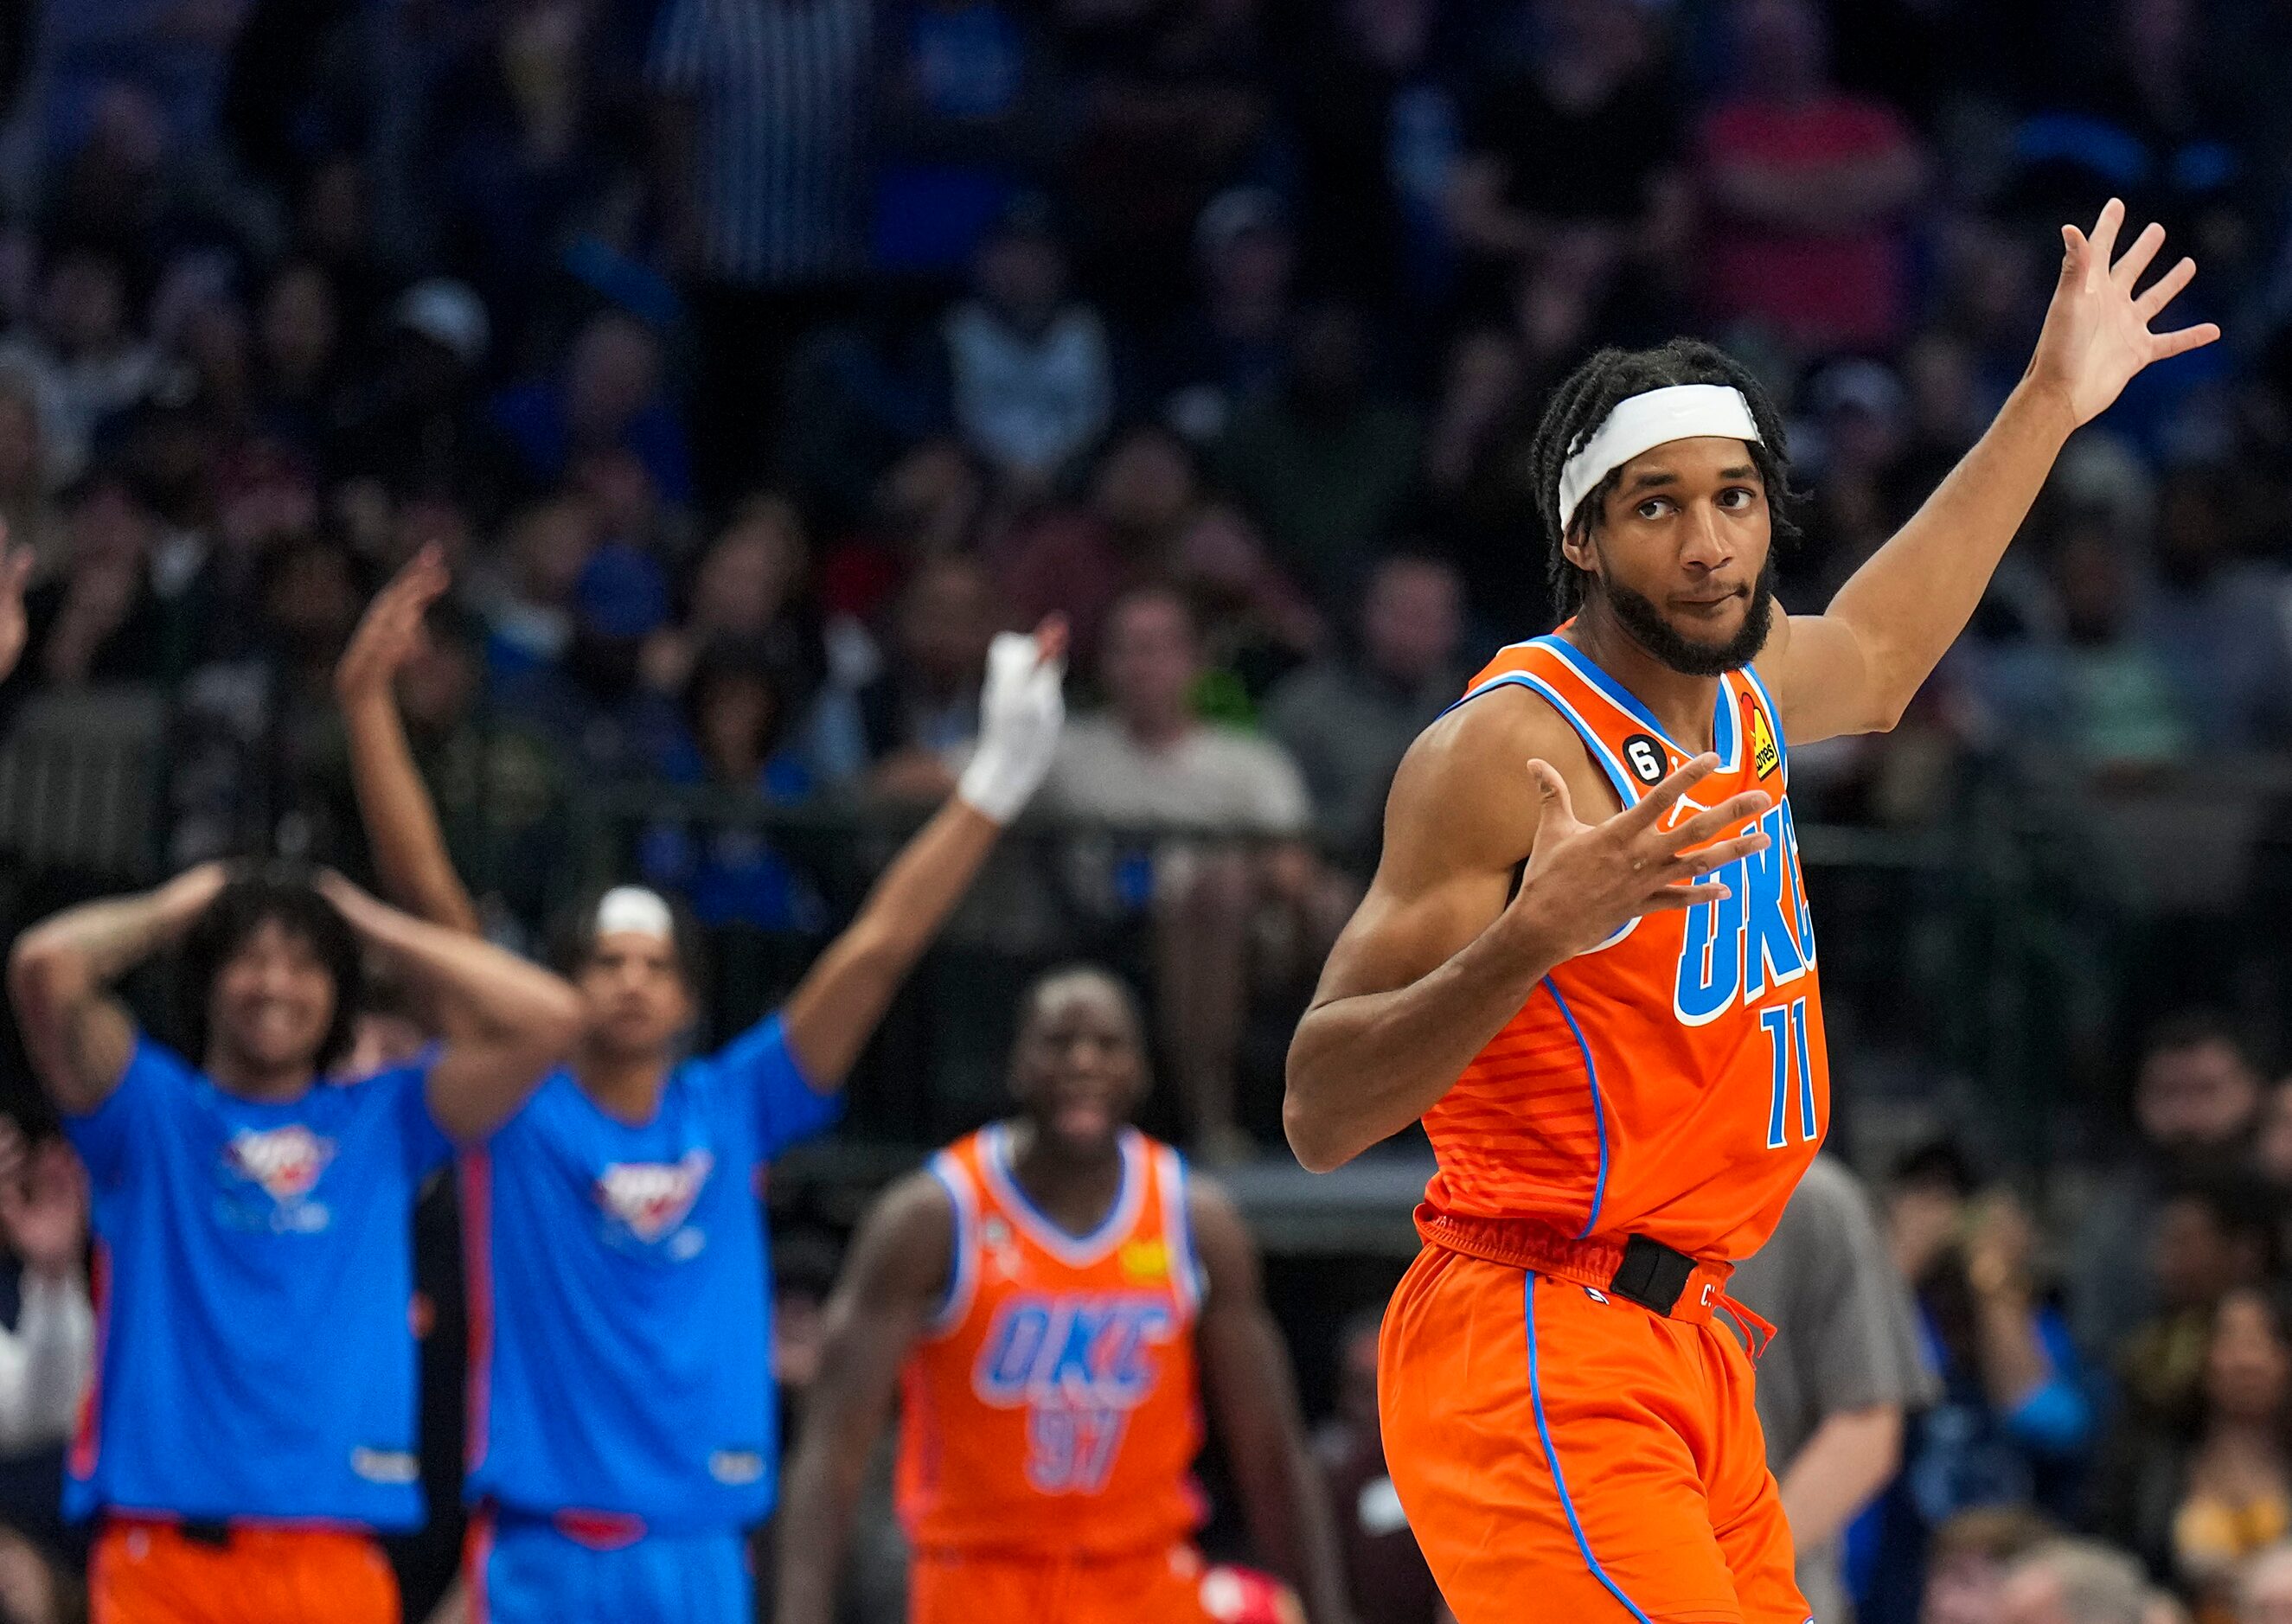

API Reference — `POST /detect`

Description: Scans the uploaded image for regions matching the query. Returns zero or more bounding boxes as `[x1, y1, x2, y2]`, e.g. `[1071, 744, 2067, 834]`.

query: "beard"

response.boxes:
[1597, 559, 1779, 677]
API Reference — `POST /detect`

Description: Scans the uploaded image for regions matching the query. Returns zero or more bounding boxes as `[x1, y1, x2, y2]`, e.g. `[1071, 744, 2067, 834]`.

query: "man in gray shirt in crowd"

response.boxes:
[1732, 1154, 1940, 1622]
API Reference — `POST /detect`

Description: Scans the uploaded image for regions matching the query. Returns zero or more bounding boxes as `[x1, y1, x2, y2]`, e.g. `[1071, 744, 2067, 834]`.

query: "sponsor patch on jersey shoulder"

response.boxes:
[1748, 703, 1780, 779]
[1620, 732, 1668, 787]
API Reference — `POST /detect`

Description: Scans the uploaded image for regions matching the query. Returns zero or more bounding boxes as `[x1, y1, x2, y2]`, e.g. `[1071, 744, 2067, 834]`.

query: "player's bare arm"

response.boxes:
[1761, 198, 2219, 745]
[773, 1171, 955, 1624]
[310, 872, 582, 1141]
[1188, 1177, 1356, 1624]
[1284, 688, 1771, 1172]
[8, 863, 231, 1114]
[779, 620, 1066, 1090]
[336, 545, 484, 937]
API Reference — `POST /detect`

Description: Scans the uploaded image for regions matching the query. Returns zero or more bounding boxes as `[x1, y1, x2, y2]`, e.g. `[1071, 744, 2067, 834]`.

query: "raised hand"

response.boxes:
[2032, 197, 2221, 428]
[0, 1130, 86, 1281]
[336, 543, 451, 705]
[955, 616, 1068, 825]
[0, 535, 33, 685]
[1503, 753, 1774, 963]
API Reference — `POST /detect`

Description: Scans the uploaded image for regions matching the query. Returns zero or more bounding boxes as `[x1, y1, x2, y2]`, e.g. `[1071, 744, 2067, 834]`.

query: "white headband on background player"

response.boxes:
[593, 886, 676, 943]
[1556, 384, 1764, 534]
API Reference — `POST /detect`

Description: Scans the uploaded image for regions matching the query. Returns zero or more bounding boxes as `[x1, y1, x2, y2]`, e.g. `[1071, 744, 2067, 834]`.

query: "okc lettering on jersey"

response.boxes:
[1674, 800, 1818, 1026]
[972, 1293, 1178, 1495]
[217, 1125, 336, 1232]
[594, 1150, 714, 1254]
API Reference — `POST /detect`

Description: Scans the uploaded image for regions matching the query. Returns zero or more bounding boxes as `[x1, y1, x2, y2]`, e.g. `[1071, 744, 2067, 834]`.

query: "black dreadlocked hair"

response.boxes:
[1527, 338, 1803, 617]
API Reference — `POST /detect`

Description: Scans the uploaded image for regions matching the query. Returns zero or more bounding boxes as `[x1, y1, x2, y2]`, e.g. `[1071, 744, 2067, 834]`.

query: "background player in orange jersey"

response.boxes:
[775, 965, 1353, 1624]
[1284, 199, 2219, 1624]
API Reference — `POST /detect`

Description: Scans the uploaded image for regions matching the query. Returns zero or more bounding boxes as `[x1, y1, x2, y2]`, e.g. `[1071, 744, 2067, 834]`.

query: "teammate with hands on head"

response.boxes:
[334, 545, 1067, 1624]
[0, 1119, 92, 1458]
[1285, 200, 2218, 1622]
[7, 853, 581, 1624]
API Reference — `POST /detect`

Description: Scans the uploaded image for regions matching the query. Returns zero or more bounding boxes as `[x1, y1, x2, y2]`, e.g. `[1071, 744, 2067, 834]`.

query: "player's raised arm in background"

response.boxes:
[309, 872, 581, 1141]
[1188, 1176, 1356, 1624]
[1284, 689, 1772, 1173]
[776, 618, 1064, 1090]
[1758, 198, 2219, 745]
[772, 1173, 955, 1624]
[9, 863, 232, 1114]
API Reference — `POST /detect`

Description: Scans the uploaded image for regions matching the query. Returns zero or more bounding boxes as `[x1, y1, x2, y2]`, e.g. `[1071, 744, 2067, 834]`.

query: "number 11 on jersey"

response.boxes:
[1761, 999, 1815, 1150]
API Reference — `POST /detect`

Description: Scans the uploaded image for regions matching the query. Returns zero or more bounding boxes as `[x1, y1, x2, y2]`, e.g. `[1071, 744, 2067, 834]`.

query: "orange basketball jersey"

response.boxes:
[1421, 632, 1828, 1263]
[896, 1125, 1207, 1559]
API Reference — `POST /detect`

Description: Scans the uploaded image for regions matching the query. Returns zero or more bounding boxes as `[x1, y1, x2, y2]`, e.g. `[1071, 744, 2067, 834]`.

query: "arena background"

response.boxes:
[0, 0, 2283, 1619]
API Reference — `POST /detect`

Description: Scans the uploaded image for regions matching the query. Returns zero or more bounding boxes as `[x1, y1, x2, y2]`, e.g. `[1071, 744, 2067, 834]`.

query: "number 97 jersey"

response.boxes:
[895, 1125, 1208, 1559]
[1420, 634, 1828, 1264]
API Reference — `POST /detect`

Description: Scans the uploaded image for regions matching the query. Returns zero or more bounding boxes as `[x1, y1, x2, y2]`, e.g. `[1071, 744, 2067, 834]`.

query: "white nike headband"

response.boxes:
[593, 886, 675, 943]
[1557, 384, 1764, 534]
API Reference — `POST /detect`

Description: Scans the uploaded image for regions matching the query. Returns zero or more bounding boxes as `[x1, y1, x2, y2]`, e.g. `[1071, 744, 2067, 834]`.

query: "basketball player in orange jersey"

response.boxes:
[1284, 198, 2218, 1624]
[774, 966, 1352, 1624]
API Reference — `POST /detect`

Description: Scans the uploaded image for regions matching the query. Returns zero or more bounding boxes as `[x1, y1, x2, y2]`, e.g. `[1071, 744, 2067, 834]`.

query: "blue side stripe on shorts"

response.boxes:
[1523, 1273, 1657, 1624]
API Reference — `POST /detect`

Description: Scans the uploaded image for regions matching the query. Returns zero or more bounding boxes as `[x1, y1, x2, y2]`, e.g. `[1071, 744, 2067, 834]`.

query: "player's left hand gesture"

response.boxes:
[2030, 196, 2219, 427]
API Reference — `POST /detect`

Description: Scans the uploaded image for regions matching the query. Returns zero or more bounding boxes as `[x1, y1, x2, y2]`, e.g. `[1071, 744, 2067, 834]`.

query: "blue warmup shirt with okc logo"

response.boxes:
[62, 1038, 452, 1526]
[461, 1014, 839, 1531]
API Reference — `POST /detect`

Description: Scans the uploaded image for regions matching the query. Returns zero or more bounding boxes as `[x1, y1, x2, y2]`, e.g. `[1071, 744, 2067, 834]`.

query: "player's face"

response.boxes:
[210, 919, 339, 1077]
[1568, 436, 1776, 677]
[575, 931, 694, 1060]
[1010, 983, 1146, 1157]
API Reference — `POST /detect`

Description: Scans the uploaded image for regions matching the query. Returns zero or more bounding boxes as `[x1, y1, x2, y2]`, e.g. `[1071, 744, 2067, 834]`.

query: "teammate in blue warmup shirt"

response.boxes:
[7, 863, 582, 1624]
[335, 547, 1069, 1624]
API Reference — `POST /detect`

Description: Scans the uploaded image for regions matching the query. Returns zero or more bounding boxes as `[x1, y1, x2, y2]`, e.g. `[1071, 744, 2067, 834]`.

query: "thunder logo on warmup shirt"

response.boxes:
[897, 1125, 1207, 1558]
[460, 1014, 841, 1531]
[63, 1039, 452, 1527]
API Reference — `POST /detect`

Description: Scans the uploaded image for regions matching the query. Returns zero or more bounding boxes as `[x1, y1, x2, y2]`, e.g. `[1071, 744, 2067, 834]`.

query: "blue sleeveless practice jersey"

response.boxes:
[460, 1014, 839, 1531]
[63, 1038, 452, 1527]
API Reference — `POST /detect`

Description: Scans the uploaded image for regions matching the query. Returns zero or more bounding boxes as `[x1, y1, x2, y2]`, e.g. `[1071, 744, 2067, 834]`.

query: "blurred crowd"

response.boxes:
[0, 0, 2285, 1618]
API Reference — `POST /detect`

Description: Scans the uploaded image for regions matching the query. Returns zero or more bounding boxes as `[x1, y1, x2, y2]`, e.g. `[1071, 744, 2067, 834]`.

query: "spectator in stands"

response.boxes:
[2240, 1542, 2292, 1624]
[816, 437, 989, 625]
[2139, 467, 2292, 751]
[495, 538, 684, 781]
[1732, 1155, 1938, 1624]
[648, 0, 871, 504]
[1865, 1150, 2096, 1624]
[2106, 1173, 2278, 1434]
[329, 279, 509, 514]
[1316, 1305, 1442, 1624]
[490, 310, 692, 509]
[2098, 1285, 2292, 1610]
[11, 475, 165, 699]
[1449, 0, 1686, 321]
[1265, 553, 1466, 876]
[993, 422, 1200, 662]
[1920, 1506, 2059, 1624]
[1154, 187, 1298, 445]
[1040, 585, 1322, 1157]
[1999, 1538, 2151, 1624]
[252, 263, 339, 461]
[0, 373, 64, 581]
[479, 492, 601, 683]
[643, 495, 827, 707]
[942, 193, 1113, 492]
[0, 246, 158, 489]
[1693, 0, 1926, 355]
[869, 0, 1053, 276]
[1168, 502, 1327, 719]
[2069, 1014, 2265, 1371]
[0, 1122, 92, 1459]
[858, 554, 996, 802]
[1217, 303, 1421, 606]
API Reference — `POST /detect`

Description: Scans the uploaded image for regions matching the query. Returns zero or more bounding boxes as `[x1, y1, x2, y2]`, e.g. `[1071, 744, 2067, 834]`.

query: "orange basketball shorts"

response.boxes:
[908, 1542, 1213, 1624]
[92, 1517, 399, 1624]
[1380, 1246, 1809, 1624]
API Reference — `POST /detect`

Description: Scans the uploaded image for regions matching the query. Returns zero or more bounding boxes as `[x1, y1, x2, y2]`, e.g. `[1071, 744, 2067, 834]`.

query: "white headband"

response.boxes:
[594, 886, 675, 943]
[1557, 384, 1763, 534]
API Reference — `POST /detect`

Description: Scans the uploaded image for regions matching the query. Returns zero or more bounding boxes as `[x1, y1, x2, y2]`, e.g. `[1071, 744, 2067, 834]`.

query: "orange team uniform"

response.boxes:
[898, 1124, 1218, 1624]
[1381, 632, 1827, 1624]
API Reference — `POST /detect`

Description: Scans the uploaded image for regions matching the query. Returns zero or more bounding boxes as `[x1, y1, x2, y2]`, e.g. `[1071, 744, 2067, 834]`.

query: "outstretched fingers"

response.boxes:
[2136, 255, 2198, 320]
[1657, 789, 1773, 855]
[2153, 321, 2223, 360]
[2110, 219, 2167, 290]
[1615, 752, 1721, 836]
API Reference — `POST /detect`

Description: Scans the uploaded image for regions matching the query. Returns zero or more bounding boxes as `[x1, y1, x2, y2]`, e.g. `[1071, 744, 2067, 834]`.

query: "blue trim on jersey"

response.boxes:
[1162, 1147, 1207, 1314]
[1713, 675, 1739, 770]
[1742, 663, 1789, 780]
[981, 1124, 1144, 1265]
[1524, 1275, 1658, 1624]
[1541, 979, 1610, 1240]
[1442, 673, 1636, 806]
[923, 1154, 976, 1335]
[1533, 635, 1733, 761]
